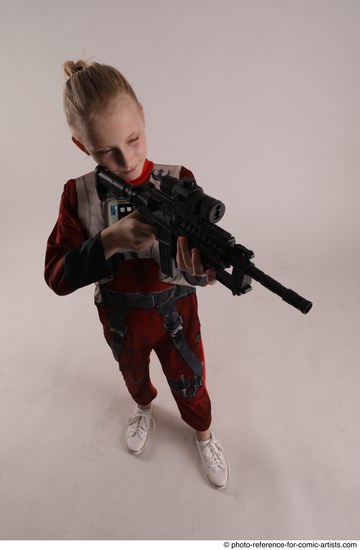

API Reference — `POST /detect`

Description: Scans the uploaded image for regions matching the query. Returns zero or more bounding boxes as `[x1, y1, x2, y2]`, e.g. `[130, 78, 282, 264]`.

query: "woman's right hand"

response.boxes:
[100, 210, 155, 259]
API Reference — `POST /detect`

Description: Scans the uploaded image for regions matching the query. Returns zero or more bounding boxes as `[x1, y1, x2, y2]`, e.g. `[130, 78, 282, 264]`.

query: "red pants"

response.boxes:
[97, 293, 212, 432]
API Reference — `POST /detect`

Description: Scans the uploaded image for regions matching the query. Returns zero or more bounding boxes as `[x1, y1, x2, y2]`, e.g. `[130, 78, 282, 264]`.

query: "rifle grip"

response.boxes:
[159, 241, 175, 277]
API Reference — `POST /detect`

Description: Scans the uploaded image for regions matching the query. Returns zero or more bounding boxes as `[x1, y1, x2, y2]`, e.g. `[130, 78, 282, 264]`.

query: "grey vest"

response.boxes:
[75, 164, 191, 288]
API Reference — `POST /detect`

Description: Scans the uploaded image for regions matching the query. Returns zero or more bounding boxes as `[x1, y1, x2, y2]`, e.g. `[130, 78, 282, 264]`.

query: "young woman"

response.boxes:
[45, 59, 229, 489]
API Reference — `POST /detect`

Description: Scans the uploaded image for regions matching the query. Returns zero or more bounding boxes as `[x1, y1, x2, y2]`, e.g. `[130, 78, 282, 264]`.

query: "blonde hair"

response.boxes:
[63, 59, 139, 135]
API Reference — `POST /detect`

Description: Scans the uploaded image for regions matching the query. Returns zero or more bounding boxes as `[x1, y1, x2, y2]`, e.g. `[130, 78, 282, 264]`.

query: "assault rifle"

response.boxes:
[96, 166, 313, 314]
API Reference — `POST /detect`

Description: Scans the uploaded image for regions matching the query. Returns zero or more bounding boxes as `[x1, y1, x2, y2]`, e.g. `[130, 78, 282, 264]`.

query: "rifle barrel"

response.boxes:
[247, 264, 312, 314]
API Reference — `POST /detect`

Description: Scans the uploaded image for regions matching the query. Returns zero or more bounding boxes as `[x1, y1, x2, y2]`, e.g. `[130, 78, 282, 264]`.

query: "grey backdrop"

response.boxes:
[1, 0, 359, 541]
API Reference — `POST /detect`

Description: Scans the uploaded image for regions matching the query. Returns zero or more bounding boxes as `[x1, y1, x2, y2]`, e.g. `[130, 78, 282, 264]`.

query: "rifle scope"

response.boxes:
[160, 175, 225, 224]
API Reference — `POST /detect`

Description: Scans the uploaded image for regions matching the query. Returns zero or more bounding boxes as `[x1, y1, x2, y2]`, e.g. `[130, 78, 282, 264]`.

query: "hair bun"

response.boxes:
[63, 59, 88, 79]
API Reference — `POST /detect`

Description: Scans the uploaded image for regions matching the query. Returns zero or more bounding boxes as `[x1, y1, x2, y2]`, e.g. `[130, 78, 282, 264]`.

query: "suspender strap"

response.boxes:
[155, 286, 203, 379]
[169, 374, 203, 399]
[108, 305, 128, 362]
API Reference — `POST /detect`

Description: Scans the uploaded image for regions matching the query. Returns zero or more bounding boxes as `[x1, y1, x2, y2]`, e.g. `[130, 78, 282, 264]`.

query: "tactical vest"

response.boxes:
[74, 164, 190, 288]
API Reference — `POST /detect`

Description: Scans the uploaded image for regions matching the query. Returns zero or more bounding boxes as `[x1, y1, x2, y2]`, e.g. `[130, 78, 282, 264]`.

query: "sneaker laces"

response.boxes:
[202, 438, 226, 470]
[127, 409, 156, 439]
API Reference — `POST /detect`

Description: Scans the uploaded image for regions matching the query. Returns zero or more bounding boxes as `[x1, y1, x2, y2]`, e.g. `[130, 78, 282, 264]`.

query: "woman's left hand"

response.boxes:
[176, 236, 217, 285]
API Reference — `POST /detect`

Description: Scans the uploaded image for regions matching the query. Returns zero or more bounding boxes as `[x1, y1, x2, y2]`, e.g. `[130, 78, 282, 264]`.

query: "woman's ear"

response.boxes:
[72, 136, 90, 155]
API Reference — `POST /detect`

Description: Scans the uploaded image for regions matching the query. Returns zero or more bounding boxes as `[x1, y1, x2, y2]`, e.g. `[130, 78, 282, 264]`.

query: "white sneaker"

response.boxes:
[125, 404, 155, 455]
[195, 434, 229, 489]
